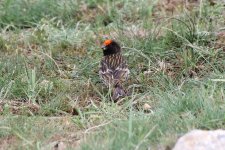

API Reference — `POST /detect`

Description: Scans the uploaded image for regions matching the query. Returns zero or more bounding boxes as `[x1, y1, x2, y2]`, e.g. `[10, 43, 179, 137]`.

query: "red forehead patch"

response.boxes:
[103, 39, 112, 46]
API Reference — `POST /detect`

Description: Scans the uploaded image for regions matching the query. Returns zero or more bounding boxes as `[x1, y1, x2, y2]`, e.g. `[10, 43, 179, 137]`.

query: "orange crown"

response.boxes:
[103, 39, 112, 46]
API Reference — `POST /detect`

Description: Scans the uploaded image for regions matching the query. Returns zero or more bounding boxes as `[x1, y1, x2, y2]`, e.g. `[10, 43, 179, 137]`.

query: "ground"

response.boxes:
[0, 0, 225, 149]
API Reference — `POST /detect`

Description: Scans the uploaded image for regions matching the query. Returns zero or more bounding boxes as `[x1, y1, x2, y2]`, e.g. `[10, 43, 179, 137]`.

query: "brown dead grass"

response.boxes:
[0, 100, 40, 115]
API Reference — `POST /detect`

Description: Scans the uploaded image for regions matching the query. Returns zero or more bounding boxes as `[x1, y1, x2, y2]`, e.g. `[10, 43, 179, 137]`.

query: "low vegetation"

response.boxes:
[0, 0, 224, 149]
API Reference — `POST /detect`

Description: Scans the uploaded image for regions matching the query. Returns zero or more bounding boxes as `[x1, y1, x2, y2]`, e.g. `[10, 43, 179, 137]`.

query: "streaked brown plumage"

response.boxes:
[99, 39, 129, 101]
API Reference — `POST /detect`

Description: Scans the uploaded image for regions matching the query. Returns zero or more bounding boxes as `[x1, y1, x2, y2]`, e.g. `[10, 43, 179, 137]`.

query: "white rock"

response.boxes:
[173, 129, 225, 150]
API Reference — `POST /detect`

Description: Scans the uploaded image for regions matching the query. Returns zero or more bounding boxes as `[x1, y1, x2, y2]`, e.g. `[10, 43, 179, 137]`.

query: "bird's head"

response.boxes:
[101, 39, 121, 56]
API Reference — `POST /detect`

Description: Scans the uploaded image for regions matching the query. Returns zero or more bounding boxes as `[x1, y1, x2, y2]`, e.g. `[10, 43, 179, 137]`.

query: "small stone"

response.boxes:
[143, 103, 153, 113]
[173, 129, 225, 150]
[143, 103, 151, 110]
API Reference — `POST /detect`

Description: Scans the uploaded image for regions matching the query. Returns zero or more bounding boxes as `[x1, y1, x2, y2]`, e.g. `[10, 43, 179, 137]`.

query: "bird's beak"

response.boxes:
[101, 45, 106, 50]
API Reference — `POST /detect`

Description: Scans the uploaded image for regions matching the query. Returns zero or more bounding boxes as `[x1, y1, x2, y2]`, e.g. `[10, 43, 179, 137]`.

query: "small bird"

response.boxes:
[99, 39, 129, 101]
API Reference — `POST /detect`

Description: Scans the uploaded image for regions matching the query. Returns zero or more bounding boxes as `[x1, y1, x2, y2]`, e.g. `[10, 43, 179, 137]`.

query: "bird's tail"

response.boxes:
[112, 84, 126, 101]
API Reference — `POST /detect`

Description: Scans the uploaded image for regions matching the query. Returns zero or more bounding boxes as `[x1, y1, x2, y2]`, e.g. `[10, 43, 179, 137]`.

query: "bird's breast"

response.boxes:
[104, 54, 123, 70]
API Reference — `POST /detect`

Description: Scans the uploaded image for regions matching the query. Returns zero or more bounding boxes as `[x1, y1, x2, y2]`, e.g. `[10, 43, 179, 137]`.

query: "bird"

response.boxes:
[99, 39, 129, 101]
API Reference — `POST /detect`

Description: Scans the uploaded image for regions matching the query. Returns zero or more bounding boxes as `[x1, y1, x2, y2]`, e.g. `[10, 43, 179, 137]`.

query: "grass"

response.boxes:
[0, 0, 225, 149]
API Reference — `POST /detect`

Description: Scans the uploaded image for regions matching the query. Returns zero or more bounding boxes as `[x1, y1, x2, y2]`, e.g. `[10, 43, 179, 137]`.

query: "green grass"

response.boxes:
[0, 0, 225, 149]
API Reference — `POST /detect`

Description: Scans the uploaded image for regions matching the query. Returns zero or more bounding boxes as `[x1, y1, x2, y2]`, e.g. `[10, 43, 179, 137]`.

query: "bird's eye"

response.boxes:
[101, 45, 106, 50]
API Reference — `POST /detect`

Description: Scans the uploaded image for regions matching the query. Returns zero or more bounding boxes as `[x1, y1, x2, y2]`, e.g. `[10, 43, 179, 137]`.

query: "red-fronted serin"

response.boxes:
[99, 39, 129, 101]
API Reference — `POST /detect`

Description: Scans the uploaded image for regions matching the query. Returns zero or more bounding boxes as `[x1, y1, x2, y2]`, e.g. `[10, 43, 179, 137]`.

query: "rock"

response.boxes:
[143, 103, 151, 110]
[173, 129, 225, 150]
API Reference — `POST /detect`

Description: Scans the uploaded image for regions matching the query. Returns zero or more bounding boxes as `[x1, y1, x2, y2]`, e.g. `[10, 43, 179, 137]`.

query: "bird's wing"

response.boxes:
[99, 60, 114, 85]
[113, 59, 129, 85]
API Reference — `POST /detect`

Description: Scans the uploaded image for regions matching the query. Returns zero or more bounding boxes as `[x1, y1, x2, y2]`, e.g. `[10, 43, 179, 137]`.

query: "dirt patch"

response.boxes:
[153, 0, 200, 18]
[0, 100, 40, 115]
[44, 133, 82, 150]
[0, 135, 18, 150]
